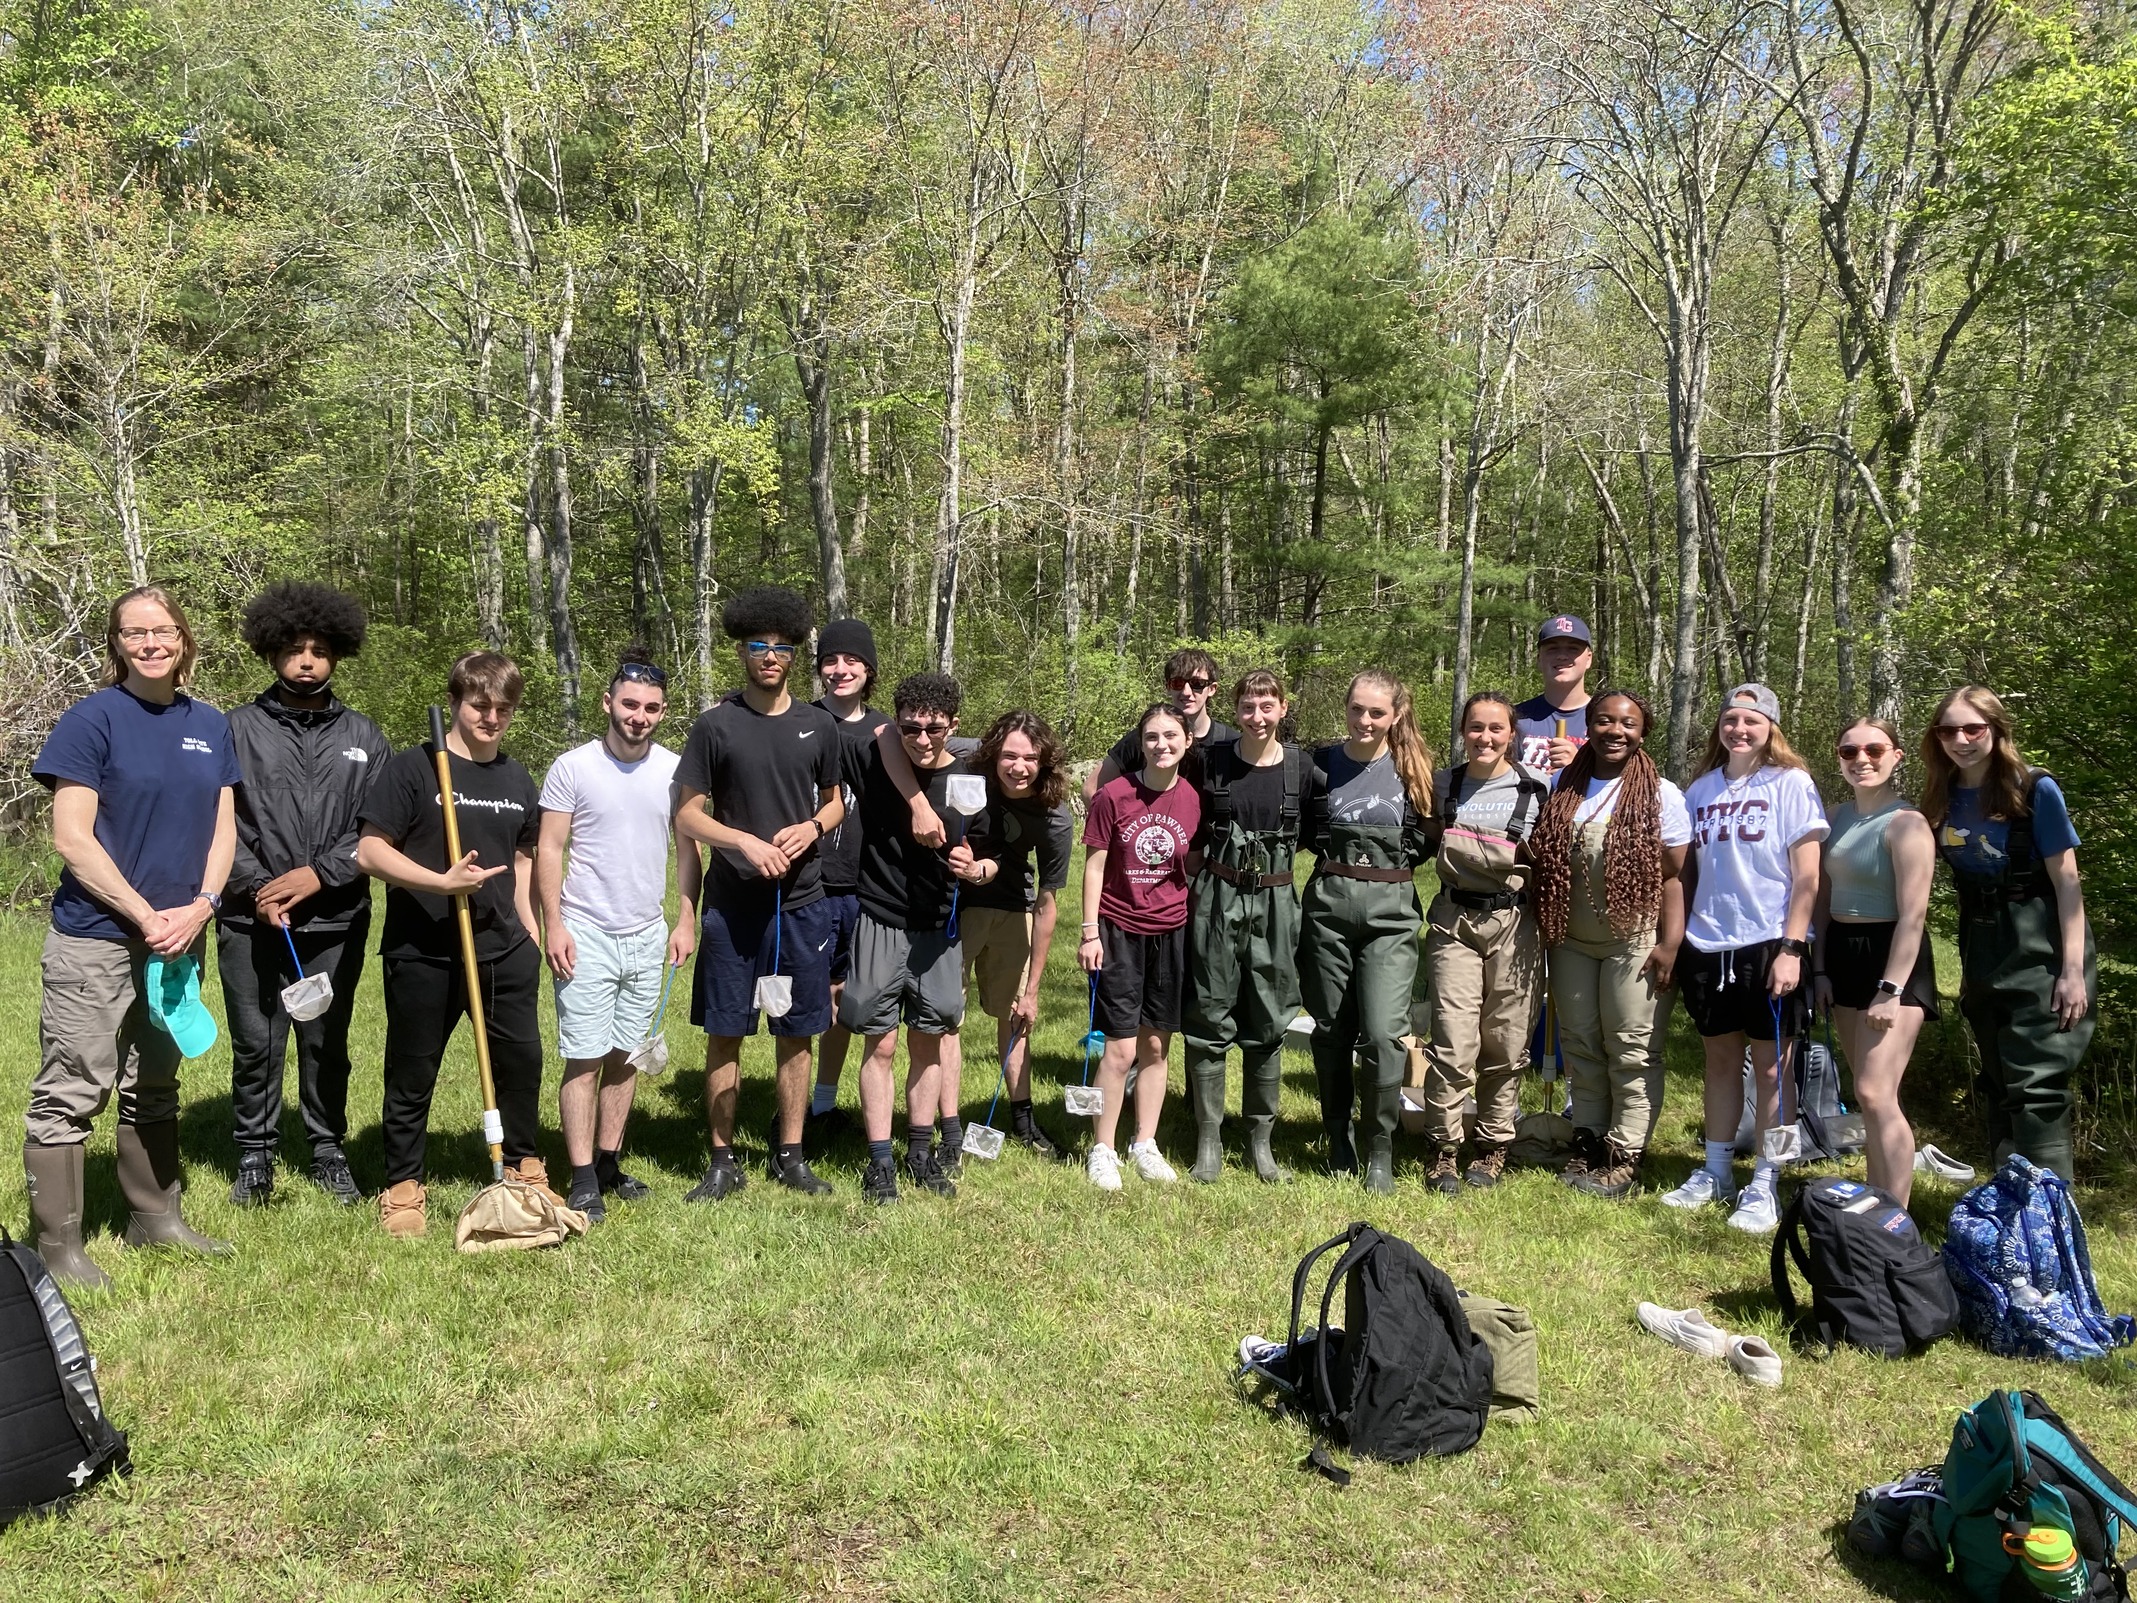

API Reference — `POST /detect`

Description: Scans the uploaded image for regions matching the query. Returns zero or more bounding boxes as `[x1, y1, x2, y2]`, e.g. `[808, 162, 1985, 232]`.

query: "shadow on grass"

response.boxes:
[1822, 1516, 1948, 1602]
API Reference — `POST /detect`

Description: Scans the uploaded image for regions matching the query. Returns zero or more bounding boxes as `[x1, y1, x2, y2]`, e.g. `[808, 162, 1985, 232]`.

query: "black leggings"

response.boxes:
[381, 942, 544, 1184]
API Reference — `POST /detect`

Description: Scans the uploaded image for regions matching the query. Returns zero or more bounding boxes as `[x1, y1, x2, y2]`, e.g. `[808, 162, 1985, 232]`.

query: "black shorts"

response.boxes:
[1677, 938, 1808, 1041]
[1822, 920, 1940, 1018]
[1095, 917, 1187, 1037]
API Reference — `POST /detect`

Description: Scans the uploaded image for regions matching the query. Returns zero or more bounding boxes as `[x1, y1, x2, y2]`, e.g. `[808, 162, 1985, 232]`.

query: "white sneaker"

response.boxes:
[1635, 1302, 1731, 1359]
[1728, 1334, 1783, 1388]
[1129, 1142, 1178, 1184]
[1087, 1145, 1122, 1191]
[1660, 1169, 1734, 1210]
[1914, 1144, 1976, 1183]
[1727, 1178, 1781, 1234]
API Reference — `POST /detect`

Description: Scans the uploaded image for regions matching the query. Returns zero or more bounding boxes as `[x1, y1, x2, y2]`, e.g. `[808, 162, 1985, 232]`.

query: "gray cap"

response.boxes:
[1723, 682, 1782, 726]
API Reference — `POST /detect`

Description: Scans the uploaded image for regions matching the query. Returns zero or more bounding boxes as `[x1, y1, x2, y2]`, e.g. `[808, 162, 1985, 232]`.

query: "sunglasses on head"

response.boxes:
[1936, 721, 1990, 741]
[1167, 676, 1214, 694]
[744, 640, 796, 660]
[899, 719, 952, 738]
[613, 661, 668, 689]
[1837, 741, 1890, 761]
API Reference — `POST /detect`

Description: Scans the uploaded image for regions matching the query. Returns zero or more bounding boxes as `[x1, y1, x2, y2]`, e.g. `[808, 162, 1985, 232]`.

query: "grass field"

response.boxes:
[1, 872, 2133, 1603]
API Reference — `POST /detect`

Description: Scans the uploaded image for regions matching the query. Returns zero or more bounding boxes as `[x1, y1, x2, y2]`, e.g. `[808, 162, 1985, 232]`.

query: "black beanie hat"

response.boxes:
[817, 617, 877, 672]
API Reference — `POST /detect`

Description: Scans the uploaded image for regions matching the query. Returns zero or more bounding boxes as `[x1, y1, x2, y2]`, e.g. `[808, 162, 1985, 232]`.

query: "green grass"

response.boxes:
[1, 874, 2134, 1602]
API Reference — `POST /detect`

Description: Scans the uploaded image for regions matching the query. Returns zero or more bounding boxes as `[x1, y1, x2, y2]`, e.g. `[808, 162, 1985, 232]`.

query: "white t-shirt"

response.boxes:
[1572, 774, 1693, 846]
[538, 738, 681, 934]
[1681, 764, 1829, 951]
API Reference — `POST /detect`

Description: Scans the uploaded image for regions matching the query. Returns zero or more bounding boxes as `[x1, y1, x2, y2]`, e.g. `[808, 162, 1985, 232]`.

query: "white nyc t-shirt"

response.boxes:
[538, 738, 681, 934]
[1681, 764, 1828, 951]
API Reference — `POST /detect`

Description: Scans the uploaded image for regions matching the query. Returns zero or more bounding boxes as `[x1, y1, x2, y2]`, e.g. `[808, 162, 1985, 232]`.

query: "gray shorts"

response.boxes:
[836, 914, 964, 1037]
[29, 928, 186, 1145]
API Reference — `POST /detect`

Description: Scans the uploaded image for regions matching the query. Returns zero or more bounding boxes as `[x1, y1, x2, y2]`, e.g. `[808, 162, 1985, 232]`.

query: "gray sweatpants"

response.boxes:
[27, 928, 187, 1145]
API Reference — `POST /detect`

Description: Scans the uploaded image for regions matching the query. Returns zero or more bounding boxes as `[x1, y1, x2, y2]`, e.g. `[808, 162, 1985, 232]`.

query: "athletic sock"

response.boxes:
[709, 1143, 738, 1171]
[570, 1162, 598, 1194]
[906, 1126, 933, 1167]
[810, 1082, 837, 1116]
[1704, 1141, 1734, 1183]
[1750, 1159, 1779, 1191]
[938, 1116, 964, 1154]
[777, 1142, 806, 1170]
[1128, 1138, 1156, 1157]
[1010, 1098, 1036, 1133]
[594, 1148, 621, 1184]
[868, 1139, 894, 1168]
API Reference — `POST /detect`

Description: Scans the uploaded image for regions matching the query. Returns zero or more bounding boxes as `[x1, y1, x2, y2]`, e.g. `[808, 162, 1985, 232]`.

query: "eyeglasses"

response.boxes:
[744, 641, 796, 660]
[898, 720, 952, 739]
[116, 626, 182, 645]
[1936, 721, 1990, 742]
[614, 661, 668, 689]
[1167, 677, 1214, 694]
[1837, 742, 1890, 761]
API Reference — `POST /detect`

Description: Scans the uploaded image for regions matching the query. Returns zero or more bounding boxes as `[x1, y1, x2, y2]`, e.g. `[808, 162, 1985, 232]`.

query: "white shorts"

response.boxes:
[553, 917, 667, 1059]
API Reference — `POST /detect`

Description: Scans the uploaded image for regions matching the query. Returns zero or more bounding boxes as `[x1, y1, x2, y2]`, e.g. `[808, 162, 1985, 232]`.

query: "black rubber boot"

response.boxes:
[23, 1141, 111, 1292]
[1363, 1135, 1395, 1195]
[1187, 1056, 1226, 1183]
[1241, 1050, 1289, 1183]
[116, 1122, 232, 1257]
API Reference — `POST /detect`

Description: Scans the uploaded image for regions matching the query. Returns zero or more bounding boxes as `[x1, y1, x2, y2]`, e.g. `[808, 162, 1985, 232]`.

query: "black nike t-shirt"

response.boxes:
[814, 700, 888, 894]
[676, 695, 841, 909]
[965, 792, 1074, 912]
[849, 745, 963, 932]
[360, 743, 540, 962]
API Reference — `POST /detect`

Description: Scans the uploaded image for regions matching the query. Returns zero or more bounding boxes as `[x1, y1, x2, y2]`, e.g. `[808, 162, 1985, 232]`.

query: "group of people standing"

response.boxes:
[17, 581, 2099, 1290]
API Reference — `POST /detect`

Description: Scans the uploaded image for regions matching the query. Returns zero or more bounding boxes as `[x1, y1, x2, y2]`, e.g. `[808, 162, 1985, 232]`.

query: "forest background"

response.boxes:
[3, 0, 2137, 1142]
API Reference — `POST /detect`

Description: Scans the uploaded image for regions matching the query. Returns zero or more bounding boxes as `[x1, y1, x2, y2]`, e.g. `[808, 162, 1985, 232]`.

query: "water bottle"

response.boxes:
[2006, 1524, 2087, 1601]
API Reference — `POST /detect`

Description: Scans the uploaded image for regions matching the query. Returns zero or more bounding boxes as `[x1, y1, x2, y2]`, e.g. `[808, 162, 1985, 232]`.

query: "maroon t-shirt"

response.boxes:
[1083, 772, 1201, 934]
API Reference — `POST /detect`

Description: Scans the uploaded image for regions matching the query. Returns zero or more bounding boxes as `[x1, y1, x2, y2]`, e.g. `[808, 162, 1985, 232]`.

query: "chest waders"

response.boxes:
[1299, 819, 1423, 1194]
[1184, 745, 1303, 1183]
[1941, 772, 2096, 1183]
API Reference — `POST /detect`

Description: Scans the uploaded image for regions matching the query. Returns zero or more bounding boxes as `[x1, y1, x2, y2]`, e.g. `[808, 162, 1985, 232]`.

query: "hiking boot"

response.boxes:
[1571, 1138, 1641, 1201]
[1427, 1145, 1463, 1196]
[905, 1149, 956, 1198]
[23, 1141, 111, 1293]
[596, 1153, 651, 1201]
[862, 1157, 900, 1205]
[310, 1149, 360, 1206]
[117, 1122, 232, 1257]
[1558, 1127, 1603, 1189]
[1465, 1144, 1508, 1189]
[1363, 1136, 1395, 1195]
[379, 1179, 428, 1238]
[229, 1150, 275, 1207]
[934, 1140, 964, 1182]
[567, 1174, 607, 1226]
[685, 1156, 747, 1203]
[774, 1155, 835, 1197]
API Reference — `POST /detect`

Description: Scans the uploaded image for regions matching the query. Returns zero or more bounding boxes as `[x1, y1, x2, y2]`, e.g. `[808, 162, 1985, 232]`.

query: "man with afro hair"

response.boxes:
[673, 586, 845, 1200]
[220, 581, 391, 1206]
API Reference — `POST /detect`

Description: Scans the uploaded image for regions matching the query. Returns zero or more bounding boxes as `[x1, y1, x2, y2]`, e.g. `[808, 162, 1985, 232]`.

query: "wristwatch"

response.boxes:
[197, 891, 222, 912]
[1875, 979, 1904, 998]
[811, 817, 826, 839]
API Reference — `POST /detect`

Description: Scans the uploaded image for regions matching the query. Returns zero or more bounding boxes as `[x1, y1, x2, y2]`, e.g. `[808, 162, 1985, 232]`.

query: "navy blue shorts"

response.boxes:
[691, 895, 836, 1038]
[822, 891, 861, 985]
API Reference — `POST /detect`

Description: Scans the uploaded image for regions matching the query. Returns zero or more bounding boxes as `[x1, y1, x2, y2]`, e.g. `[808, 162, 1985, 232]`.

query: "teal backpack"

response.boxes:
[1934, 1389, 2137, 1601]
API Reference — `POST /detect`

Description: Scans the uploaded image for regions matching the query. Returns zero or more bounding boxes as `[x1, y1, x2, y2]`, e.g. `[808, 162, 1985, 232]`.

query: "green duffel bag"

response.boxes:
[1458, 1291, 1539, 1424]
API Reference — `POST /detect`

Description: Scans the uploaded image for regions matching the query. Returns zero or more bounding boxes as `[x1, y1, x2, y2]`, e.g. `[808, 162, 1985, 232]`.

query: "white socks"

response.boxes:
[1749, 1160, 1779, 1193]
[1705, 1141, 1734, 1182]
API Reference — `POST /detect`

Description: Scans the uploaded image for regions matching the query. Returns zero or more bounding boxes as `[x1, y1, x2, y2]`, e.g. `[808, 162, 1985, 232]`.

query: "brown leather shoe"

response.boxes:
[1558, 1127, 1603, 1188]
[380, 1179, 427, 1238]
[1570, 1138, 1641, 1200]
[1427, 1145, 1463, 1196]
[1465, 1144, 1508, 1189]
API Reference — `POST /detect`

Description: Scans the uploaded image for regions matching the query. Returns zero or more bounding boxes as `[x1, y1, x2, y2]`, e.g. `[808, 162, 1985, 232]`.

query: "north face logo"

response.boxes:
[342, 747, 370, 763]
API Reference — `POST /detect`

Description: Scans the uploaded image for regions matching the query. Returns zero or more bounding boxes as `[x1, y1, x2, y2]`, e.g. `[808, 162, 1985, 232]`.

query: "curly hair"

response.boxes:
[239, 582, 367, 662]
[721, 585, 812, 642]
[1920, 685, 2030, 827]
[892, 672, 961, 720]
[976, 709, 1068, 809]
[1528, 688, 1666, 944]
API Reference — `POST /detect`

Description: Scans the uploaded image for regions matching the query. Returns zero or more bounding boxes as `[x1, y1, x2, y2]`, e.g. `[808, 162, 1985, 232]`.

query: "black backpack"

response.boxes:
[1256, 1224, 1495, 1483]
[0, 1228, 129, 1527]
[1771, 1177, 1960, 1358]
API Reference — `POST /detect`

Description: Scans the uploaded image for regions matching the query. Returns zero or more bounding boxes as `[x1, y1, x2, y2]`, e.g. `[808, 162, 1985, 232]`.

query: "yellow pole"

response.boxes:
[430, 706, 505, 1181]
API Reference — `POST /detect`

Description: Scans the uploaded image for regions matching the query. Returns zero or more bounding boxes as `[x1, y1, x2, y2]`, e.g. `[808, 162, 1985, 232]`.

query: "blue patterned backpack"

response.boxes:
[1943, 1156, 2137, 1362]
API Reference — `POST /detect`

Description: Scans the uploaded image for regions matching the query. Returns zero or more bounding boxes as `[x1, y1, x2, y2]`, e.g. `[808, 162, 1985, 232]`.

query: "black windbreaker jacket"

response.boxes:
[222, 691, 393, 931]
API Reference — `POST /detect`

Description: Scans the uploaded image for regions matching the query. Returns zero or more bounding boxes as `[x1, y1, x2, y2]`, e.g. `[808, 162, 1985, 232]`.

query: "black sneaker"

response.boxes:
[806, 1105, 852, 1141]
[567, 1176, 607, 1225]
[863, 1157, 900, 1206]
[905, 1150, 956, 1198]
[309, 1150, 360, 1206]
[685, 1158, 747, 1203]
[935, 1139, 964, 1181]
[230, 1152, 274, 1207]
[1011, 1122, 1058, 1159]
[595, 1156, 651, 1201]
[774, 1154, 834, 1197]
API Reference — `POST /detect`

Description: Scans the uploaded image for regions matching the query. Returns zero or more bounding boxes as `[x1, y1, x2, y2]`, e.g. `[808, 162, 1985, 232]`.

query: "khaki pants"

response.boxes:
[1422, 899, 1540, 1146]
[28, 928, 186, 1146]
[1550, 931, 1669, 1153]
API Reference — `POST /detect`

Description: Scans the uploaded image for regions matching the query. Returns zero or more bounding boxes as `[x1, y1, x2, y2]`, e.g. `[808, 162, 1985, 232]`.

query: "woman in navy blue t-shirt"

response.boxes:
[26, 585, 240, 1288]
[1920, 684, 2094, 1181]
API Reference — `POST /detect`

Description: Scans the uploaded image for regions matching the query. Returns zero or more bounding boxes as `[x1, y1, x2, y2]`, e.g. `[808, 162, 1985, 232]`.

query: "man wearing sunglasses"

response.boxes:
[535, 649, 699, 1222]
[674, 588, 844, 1201]
[1080, 647, 1235, 803]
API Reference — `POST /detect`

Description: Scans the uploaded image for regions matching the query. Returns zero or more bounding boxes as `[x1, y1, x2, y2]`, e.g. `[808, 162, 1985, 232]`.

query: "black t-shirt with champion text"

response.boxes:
[676, 695, 842, 910]
[848, 743, 966, 931]
[814, 700, 888, 894]
[1106, 716, 1238, 785]
[360, 743, 540, 962]
[966, 791, 1074, 912]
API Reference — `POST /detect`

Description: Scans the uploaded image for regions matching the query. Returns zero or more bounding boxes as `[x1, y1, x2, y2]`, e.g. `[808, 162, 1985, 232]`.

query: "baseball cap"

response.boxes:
[1536, 614, 1593, 647]
[1724, 682, 1782, 726]
[145, 953, 220, 1060]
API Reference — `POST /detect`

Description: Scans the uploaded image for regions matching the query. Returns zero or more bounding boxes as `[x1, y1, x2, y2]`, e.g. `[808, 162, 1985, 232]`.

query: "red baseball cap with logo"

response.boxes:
[1536, 614, 1593, 647]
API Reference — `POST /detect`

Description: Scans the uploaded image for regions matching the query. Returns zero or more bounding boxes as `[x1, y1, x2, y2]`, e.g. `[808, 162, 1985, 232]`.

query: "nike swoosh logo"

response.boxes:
[816, 939, 830, 952]
[798, 730, 816, 739]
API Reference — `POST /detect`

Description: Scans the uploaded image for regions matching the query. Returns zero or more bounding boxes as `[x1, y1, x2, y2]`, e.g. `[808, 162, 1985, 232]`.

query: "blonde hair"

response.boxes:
[1695, 699, 1809, 778]
[102, 586, 198, 688]
[1349, 669, 1437, 816]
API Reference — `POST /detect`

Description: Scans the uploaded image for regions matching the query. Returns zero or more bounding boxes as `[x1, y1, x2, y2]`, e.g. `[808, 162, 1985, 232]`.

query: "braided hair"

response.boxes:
[1528, 688, 1666, 945]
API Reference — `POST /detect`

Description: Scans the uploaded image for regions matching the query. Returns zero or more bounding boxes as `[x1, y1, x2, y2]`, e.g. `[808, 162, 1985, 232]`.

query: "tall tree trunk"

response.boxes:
[544, 268, 581, 739]
[1663, 337, 1708, 781]
[690, 461, 722, 710]
[796, 326, 848, 621]
[1830, 387, 1860, 717]
[520, 322, 550, 658]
